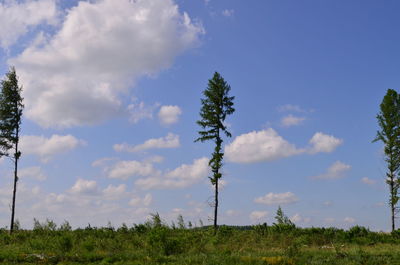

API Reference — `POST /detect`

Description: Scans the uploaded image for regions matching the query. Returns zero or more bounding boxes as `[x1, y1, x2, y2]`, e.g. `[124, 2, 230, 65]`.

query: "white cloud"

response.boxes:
[361, 177, 376, 185]
[281, 114, 305, 127]
[158, 105, 182, 125]
[107, 160, 160, 180]
[277, 104, 307, 113]
[19, 166, 47, 181]
[144, 155, 165, 164]
[290, 213, 311, 224]
[311, 161, 351, 180]
[127, 100, 160, 124]
[69, 179, 99, 195]
[225, 129, 303, 163]
[129, 193, 153, 207]
[309, 132, 343, 154]
[222, 9, 234, 17]
[344, 217, 356, 224]
[254, 192, 299, 205]
[10, 0, 204, 128]
[135, 157, 209, 189]
[102, 184, 127, 200]
[0, 0, 58, 49]
[114, 133, 180, 152]
[91, 157, 118, 168]
[20, 134, 85, 162]
[0, 180, 161, 228]
[225, 129, 342, 164]
[249, 211, 268, 222]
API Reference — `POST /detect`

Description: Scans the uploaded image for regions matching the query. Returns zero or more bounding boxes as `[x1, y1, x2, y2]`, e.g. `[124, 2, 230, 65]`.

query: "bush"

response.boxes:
[347, 226, 370, 240]
[147, 227, 183, 256]
[58, 235, 73, 253]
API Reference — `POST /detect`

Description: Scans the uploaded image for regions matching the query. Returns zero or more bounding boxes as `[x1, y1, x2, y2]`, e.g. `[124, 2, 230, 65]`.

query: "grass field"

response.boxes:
[1, 216, 400, 264]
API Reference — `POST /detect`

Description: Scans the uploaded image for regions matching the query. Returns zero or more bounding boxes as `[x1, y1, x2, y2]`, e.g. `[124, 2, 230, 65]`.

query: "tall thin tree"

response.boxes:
[195, 72, 235, 231]
[0, 67, 24, 233]
[373, 88, 400, 232]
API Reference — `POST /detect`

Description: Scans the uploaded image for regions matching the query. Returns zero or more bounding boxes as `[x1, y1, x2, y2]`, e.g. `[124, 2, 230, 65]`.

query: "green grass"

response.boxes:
[1, 221, 400, 264]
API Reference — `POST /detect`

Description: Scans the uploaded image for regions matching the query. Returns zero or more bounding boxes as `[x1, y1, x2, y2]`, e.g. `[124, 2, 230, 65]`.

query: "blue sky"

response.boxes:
[0, 0, 398, 231]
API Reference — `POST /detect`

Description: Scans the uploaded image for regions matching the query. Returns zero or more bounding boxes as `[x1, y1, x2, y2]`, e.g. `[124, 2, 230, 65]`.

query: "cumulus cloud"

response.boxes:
[114, 133, 180, 152]
[361, 177, 376, 185]
[107, 160, 160, 180]
[19, 166, 47, 181]
[158, 105, 182, 125]
[254, 192, 299, 205]
[225, 129, 343, 164]
[308, 132, 343, 154]
[102, 184, 127, 200]
[290, 213, 311, 224]
[281, 114, 306, 127]
[20, 134, 85, 162]
[0, 0, 58, 49]
[225, 129, 303, 163]
[69, 179, 99, 195]
[0, 180, 159, 228]
[135, 157, 209, 189]
[249, 211, 268, 222]
[127, 100, 160, 124]
[129, 193, 153, 207]
[91, 157, 118, 168]
[10, 0, 204, 128]
[311, 161, 351, 180]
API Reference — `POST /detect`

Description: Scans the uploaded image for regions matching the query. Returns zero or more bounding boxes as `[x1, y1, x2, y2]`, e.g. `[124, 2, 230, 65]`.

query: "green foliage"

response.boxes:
[0, 220, 400, 264]
[59, 220, 72, 231]
[195, 72, 235, 230]
[58, 234, 73, 253]
[177, 214, 186, 229]
[273, 207, 295, 232]
[195, 72, 235, 184]
[0, 67, 24, 233]
[33, 218, 57, 231]
[148, 212, 164, 228]
[148, 226, 183, 256]
[253, 223, 268, 236]
[374, 88, 400, 231]
[0, 67, 23, 155]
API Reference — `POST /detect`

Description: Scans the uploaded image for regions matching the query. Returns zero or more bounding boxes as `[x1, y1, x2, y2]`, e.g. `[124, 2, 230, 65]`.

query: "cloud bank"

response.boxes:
[10, 0, 204, 128]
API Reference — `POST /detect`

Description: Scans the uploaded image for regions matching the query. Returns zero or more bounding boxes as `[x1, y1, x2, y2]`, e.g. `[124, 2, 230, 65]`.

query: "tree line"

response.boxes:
[1, 67, 398, 234]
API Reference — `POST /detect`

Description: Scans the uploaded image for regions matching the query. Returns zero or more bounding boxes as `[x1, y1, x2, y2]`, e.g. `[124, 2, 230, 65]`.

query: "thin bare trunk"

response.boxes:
[391, 179, 396, 232]
[10, 126, 19, 234]
[214, 176, 219, 232]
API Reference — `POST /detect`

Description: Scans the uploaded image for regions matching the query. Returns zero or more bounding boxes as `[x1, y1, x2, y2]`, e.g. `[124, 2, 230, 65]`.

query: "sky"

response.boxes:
[0, 0, 398, 231]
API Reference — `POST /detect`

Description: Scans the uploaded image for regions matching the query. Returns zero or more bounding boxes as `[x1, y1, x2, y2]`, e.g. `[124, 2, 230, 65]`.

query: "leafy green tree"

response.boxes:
[177, 214, 186, 229]
[373, 88, 400, 232]
[195, 72, 235, 231]
[0, 67, 24, 234]
[274, 206, 294, 226]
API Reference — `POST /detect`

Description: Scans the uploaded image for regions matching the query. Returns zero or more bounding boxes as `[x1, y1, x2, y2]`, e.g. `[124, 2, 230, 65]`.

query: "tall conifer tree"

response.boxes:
[0, 67, 24, 233]
[195, 72, 235, 231]
[373, 89, 400, 232]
